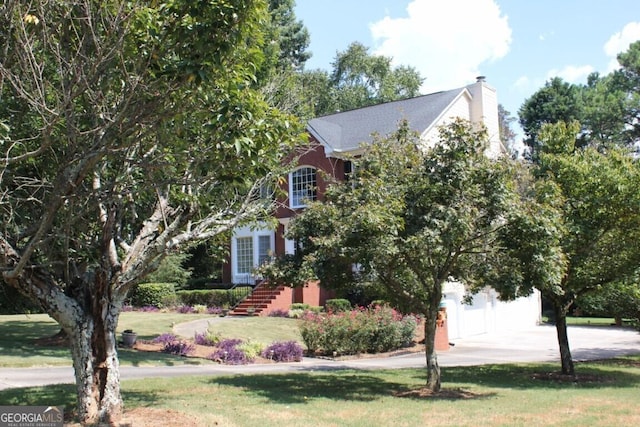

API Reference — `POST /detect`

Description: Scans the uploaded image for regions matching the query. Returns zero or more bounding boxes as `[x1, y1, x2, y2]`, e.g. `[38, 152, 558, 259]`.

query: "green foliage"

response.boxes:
[519, 77, 583, 160]
[0, 282, 42, 314]
[297, 42, 423, 117]
[267, 0, 310, 71]
[325, 299, 351, 313]
[497, 119, 640, 374]
[175, 287, 253, 308]
[0, 0, 303, 313]
[130, 283, 176, 308]
[299, 305, 417, 355]
[265, 119, 528, 313]
[498, 104, 518, 157]
[576, 281, 640, 327]
[518, 42, 640, 160]
[237, 340, 264, 360]
[289, 303, 311, 311]
[144, 254, 192, 289]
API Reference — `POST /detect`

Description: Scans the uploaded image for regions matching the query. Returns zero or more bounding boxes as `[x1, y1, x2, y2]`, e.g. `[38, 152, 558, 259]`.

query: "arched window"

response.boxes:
[289, 166, 317, 208]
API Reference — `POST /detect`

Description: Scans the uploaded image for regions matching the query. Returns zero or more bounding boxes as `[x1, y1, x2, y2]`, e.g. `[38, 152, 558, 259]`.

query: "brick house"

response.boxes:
[225, 77, 541, 337]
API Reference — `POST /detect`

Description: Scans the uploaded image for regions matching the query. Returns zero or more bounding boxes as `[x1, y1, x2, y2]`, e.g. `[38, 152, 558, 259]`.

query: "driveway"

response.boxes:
[1, 322, 638, 391]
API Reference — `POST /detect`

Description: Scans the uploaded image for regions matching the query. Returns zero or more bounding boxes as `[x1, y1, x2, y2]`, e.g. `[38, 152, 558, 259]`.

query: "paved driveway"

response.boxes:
[1, 323, 638, 391]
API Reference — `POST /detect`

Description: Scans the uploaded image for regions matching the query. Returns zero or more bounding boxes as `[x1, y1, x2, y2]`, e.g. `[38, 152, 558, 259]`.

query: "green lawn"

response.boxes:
[197, 316, 303, 345]
[0, 312, 217, 367]
[1, 357, 639, 426]
[2, 313, 640, 425]
[542, 316, 634, 327]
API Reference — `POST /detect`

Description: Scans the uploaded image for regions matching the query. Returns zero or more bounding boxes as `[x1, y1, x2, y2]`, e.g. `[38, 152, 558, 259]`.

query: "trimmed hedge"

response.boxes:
[176, 287, 253, 308]
[130, 283, 176, 308]
[325, 298, 351, 313]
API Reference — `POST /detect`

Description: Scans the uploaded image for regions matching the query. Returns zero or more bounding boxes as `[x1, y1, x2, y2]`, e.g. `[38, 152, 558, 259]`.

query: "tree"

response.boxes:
[300, 42, 424, 116]
[0, 1, 301, 424]
[498, 104, 518, 157]
[611, 40, 640, 144]
[518, 77, 583, 161]
[575, 280, 640, 327]
[261, 119, 543, 391]
[498, 121, 640, 375]
[579, 72, 631, 147]
[267, 0, 311, 71]
[519, 42, 640, 159]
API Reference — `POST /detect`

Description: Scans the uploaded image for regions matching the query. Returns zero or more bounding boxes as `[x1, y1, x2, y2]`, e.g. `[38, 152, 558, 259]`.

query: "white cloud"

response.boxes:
[546, 65, 595, 84]
[369, 0, 512, 94]
[513, 75, 530, 90]
[604, 22, 640, 72]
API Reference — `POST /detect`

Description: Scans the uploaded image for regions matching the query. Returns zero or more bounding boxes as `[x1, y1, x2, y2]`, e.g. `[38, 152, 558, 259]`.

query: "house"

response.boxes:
[225, 77, 542, 339]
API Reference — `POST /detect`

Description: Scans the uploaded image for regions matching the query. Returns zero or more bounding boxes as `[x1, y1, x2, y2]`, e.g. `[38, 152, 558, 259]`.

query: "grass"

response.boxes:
[2, 313, 640, 425]
[0, 312, 215, 367]
[198, 316, 303, 345]
[541, 316, 635, 327]
[1, 356, 639, 426]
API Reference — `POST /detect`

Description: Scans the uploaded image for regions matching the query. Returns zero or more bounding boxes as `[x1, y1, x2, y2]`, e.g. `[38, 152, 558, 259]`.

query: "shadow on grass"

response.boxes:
[0, 317, 208, 367]
[212, 372, 410, 404]
[0, 384, 76, 419]
[211, 370, 494, 404]
[0, 320, 70, 364]
[0, 383, 163, 424]
[435, 359, 640, 390]
[117, 347, 208, 367]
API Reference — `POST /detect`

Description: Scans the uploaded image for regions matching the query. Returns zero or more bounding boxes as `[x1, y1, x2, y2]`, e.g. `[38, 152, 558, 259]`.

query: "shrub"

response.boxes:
[207, 306, 224, 315]
[130, 283, 175, 308]
[176, 305, 196, 314]
[175, 287, 253, 308]
[208, 338, 251, 365]
[300, 305, 417, 355]
[138, 305, 160, 312]
[262, 341, 304, 362]
[162, 341, 195, 356]
[288, 309, 305, 319]
[152, 333, 178, 345]
[290, 303, 310, 311]
[194, 326, 220, 347]
[144, 253, 192, 289]
[325, 299, 351, 313]
[237, 341, 263, 360]
[193, 304, 208, 314]
[267, 308, 289, 317]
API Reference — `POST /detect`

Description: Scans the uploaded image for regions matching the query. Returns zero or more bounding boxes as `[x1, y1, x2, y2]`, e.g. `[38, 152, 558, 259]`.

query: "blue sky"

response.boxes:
[295, 0, 640, 129]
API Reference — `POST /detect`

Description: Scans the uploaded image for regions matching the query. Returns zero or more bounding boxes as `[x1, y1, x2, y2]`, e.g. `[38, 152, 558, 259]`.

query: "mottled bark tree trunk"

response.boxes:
[553, 302, 575, 376]
[67, 308, 122, 425]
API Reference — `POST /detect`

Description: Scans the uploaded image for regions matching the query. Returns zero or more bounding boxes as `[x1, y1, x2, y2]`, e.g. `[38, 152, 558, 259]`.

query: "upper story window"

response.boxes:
[290, 166, 317, 208]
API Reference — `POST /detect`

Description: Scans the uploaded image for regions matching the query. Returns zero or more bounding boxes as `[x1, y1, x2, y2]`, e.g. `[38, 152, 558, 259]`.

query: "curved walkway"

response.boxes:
[1, 320, 639, 391]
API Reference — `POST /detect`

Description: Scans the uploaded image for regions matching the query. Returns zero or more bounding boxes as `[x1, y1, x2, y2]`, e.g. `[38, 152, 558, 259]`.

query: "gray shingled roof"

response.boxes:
[307, 87, 465, 153]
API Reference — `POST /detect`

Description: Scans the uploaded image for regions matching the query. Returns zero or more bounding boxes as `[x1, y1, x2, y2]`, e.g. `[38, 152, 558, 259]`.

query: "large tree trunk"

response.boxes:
[53, 269, 126, 425]
[553, 302, 575, 376]
[67, 300, 123, 425]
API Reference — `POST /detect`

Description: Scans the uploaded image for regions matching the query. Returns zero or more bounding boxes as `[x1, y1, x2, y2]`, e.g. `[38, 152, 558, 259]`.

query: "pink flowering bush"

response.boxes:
[300, 305, 417, 355]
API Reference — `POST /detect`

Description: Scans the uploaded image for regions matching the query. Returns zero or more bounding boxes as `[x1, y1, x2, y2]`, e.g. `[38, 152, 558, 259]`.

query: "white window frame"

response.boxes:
[231, 225, 274, 284]
[289, 166, 317, 208]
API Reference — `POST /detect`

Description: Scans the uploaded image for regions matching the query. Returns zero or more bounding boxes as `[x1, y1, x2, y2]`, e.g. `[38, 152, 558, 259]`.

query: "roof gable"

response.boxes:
[307, 87, 466, 155]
